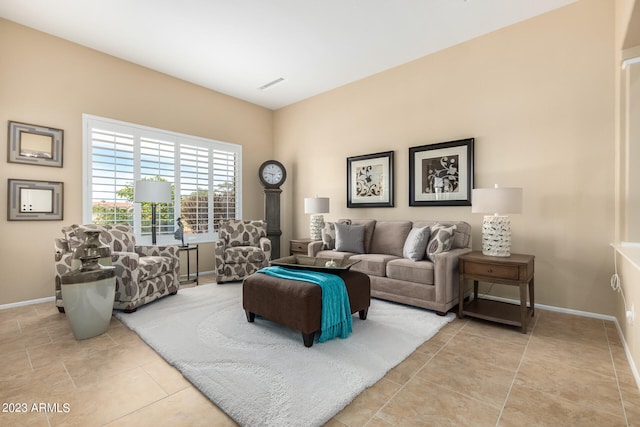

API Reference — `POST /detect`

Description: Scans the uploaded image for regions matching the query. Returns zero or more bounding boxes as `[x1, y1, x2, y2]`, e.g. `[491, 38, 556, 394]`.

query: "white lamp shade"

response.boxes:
[304, 197, 330, 214]
[472, 186, 522, 215]
[134, 181, 172, 203]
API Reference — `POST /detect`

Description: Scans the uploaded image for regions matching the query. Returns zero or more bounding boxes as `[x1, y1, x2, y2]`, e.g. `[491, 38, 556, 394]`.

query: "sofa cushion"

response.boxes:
[426, 224, 457, 261]
[403, 226, 431, 261]
[369, 221, 412, 257]
[335, 223, 365, 253]
[386, 258, 434, 285]
[350, 253, 401, 277]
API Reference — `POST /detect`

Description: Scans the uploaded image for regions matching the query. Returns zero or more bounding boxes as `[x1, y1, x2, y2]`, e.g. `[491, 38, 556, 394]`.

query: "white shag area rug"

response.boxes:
[115, 282, 454, 427]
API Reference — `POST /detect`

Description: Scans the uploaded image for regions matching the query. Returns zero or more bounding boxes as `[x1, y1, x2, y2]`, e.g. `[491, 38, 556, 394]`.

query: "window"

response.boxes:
[83, 114, 242, 244]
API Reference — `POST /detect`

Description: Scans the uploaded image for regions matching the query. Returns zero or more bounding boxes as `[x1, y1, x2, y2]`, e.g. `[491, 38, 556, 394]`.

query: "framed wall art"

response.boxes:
[8, 179, 64, 221]
[347, 151, 394, 208]
[8, 121, 63, 167]
[409, 138, 474, 206]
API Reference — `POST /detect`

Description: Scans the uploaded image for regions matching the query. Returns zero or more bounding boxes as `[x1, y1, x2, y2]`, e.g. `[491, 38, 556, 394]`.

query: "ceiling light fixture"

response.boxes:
[258, 77, 285, 90]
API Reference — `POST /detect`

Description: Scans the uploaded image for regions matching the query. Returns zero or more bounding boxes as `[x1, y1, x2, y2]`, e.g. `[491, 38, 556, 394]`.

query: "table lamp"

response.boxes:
[134, 180, 172, 245]
[472, 185, 523, 257]
[304, 197, 330, 240]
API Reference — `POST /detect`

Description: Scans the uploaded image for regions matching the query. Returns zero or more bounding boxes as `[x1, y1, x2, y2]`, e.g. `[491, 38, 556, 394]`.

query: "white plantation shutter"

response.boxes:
[179, 143, 211, 234]
[139, 136, 176, 237]
[89, 128, 135, 224]
[212, 149, 238, 230]
[83, 115, 242, 244]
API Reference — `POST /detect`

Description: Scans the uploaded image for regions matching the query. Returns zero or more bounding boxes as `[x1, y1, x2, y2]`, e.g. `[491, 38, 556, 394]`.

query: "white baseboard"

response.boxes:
[0, 296, 55, 311]
[477, 293, 616, 321]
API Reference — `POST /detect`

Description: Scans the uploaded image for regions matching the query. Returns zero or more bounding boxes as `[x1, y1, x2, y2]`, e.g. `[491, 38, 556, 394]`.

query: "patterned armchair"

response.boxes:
[54, 224, 180, 313]
[215, 220, 271, 283]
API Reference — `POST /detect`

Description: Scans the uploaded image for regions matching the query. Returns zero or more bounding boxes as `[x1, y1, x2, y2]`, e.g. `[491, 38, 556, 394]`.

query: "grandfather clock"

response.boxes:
[258, 160, 286, 259]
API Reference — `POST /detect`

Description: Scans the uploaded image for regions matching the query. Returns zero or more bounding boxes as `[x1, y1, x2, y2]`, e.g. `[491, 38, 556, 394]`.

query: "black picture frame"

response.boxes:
[8, 121, 64, 167]
[409, 138, 474, 206]
[347, 151, 394, 208]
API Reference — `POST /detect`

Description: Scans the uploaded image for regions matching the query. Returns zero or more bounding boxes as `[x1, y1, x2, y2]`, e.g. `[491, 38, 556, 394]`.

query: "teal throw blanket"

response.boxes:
[257, 266, 352, 343]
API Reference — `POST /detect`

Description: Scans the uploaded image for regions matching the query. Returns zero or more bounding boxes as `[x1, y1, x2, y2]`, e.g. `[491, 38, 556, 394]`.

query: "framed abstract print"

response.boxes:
[347, 151, 394, 208]
[409, 138, 474, 206]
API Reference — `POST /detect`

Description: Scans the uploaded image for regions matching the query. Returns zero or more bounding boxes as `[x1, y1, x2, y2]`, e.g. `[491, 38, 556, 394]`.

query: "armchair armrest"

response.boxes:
[259, 237, 272, 260]
[110, 251, 141, 300]
[54, 238, 70, 262]
[432, 247, 472, 305]
[135, 245, 179, 258]
[308, 241, 323, 257]
[215, 240, 226, 274]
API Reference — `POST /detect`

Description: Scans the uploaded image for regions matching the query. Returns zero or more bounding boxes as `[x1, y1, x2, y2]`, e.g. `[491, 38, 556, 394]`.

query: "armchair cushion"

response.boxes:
[224, 246, 267, 264]
[220, 219, 267, 247]
[62, 223, 136, 252]
[138, 255, 175, 281]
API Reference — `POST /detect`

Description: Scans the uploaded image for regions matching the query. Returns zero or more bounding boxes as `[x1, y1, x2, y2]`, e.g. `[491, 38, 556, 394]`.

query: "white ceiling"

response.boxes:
[0, 0, 576, 110]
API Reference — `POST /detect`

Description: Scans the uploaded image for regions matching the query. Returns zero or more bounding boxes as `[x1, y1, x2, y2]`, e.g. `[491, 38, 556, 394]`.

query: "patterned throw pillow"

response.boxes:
[426, 224, 457, 262]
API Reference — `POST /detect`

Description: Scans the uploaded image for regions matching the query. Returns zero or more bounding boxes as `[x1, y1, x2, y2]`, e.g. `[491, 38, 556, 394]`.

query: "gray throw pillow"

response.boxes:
[426, 224, 457, 262]
[321, 220, 351, 250]
[334, 222, 365, 253]
[403, 226, 430, 261]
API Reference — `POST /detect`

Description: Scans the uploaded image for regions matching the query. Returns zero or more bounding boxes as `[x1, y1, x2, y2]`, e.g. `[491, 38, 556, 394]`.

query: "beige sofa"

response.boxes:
[308, 219, 472, 315]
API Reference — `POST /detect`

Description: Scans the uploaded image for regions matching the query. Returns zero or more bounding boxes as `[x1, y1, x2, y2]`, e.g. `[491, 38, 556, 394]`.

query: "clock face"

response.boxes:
[259, 160, 286, 187]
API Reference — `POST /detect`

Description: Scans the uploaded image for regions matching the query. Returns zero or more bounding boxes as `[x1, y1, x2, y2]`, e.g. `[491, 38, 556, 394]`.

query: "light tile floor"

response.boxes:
[1, 274, 639, 426]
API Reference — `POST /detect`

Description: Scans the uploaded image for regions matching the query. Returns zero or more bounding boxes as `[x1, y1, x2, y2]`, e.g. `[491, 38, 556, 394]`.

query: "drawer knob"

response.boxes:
[488, 268, 493, 273]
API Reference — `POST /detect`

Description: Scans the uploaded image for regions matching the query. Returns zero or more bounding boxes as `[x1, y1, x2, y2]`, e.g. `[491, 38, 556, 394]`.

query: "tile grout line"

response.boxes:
[362, 318, 467, 426]
[493, 313, 537, 426]
[606, 320, 630, 426]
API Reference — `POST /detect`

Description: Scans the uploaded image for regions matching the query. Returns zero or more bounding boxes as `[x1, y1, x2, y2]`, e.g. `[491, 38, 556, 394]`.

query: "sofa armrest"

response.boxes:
[308, 240, 323, 257]
[432, 247, 472, 305]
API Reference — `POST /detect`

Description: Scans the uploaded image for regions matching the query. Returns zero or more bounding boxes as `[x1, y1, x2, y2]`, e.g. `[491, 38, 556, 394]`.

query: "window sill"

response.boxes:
[612, 242, 640, 270]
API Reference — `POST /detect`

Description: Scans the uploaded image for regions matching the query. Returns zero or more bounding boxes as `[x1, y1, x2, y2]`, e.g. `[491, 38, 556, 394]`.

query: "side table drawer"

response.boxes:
[464, 262, 520, 280]
[290, 241, 307, 253]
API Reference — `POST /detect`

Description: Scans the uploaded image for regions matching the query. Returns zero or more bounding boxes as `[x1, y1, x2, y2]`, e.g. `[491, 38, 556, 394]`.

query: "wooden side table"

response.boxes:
[458, 251, 535, 333]
[289, 238, 317, 256]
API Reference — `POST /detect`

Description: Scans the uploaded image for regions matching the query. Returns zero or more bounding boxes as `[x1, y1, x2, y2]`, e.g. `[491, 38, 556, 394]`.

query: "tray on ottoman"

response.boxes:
[270, 255, 360, 272]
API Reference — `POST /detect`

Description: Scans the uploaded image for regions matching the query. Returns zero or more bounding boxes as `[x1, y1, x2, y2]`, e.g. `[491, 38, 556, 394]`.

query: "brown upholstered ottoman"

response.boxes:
[242, 270, 370, 347]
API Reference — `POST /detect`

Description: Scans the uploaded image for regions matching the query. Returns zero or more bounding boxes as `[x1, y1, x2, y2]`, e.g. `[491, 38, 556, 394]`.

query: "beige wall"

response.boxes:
[0, 1, 623, 319]
[275, 0, 616, 315]
[0, 19, 273, 305]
